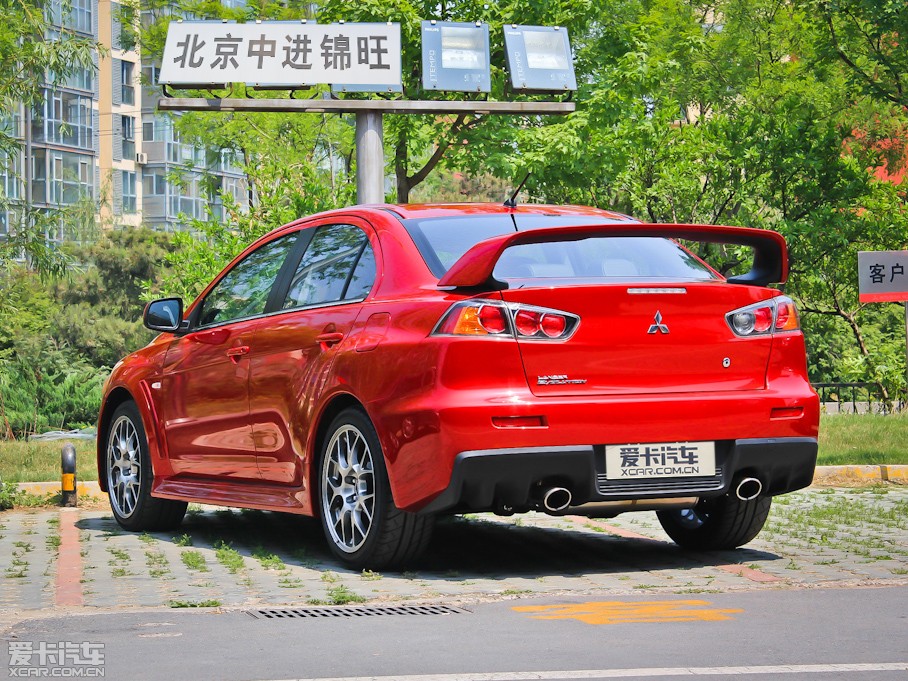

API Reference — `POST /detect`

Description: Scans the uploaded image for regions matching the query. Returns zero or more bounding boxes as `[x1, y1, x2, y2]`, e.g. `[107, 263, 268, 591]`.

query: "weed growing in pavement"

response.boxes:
[501, 589, 531, 596]
[278, 575, 304, 588]
[181, 550, 209, 572]
[138, 533, 156, 544]
[45, 535, 61, 551]
[13, 541, 32, 552]
[174, 534, 193, 547]
[251, 546, 285, 571]
[320, 570, 338, 583]
[360, 570, 382, 581]
[890, 568, 908, 575]
[214, 541, 245, 573]
[314, 585, 366, 605]
[107, 547, 129, 562]
[111, 567, 133, 577]
[46, 517, 59, 527]
[168, 599, 221, 608]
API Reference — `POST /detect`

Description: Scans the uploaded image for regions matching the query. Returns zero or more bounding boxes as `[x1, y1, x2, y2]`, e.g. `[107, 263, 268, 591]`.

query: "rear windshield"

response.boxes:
[402, 215, 718, 282]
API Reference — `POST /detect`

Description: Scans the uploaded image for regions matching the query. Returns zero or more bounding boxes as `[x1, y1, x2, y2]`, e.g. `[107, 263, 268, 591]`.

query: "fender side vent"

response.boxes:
[247, 605, 468, 619]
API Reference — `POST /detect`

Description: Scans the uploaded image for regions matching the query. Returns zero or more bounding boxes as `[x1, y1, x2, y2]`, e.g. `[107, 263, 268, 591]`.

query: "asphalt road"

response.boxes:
[3, 586, 906, 681]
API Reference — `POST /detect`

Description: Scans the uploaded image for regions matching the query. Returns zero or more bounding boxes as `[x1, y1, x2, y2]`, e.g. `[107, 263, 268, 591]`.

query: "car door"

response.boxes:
[159, 232, 298, 480]
[249, 222, 378, 485]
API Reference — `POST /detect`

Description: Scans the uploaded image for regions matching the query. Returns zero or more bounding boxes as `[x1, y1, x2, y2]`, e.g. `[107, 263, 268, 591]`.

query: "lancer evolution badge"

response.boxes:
[537, 375, 588, 385]
[647, 311, 670, 334]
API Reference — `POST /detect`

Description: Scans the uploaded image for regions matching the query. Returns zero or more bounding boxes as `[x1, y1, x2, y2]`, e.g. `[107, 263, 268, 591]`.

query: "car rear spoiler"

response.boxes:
[436, 223, 788, 289]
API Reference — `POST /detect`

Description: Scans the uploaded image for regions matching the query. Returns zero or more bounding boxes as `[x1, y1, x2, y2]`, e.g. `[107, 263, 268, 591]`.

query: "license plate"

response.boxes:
[605, 441, 715, 480]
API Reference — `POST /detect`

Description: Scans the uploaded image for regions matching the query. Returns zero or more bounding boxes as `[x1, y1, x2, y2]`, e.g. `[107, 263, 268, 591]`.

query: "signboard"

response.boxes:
[858, 251, 908, 302]
[159, 21, 402, 87]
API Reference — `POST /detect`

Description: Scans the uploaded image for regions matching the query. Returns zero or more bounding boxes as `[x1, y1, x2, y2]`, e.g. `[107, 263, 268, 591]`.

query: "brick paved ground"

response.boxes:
[0, 487, 905, 616]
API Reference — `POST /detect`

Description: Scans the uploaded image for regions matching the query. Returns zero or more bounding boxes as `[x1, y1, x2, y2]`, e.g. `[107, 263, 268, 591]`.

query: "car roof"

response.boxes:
[379, 203, 637, 221]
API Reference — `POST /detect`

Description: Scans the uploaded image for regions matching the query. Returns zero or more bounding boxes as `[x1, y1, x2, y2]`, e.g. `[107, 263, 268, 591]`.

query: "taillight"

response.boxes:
[726, 296, 801, 337]
[433, 300, 579, 340]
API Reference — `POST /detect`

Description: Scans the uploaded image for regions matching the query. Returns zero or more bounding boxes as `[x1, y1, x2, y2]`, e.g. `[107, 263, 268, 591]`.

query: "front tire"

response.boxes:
[318, 408, 433, 569]
[105, 401, 187, 531]
[657, 494, 771, 550]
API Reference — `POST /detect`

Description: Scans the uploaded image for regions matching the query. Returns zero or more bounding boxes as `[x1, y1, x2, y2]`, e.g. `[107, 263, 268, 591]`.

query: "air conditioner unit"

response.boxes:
[135, 152, 148, 164]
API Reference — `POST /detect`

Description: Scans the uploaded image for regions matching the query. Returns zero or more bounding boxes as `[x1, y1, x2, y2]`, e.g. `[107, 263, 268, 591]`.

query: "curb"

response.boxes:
[12, 481, 105, 500]
[9, 466, 906, 501]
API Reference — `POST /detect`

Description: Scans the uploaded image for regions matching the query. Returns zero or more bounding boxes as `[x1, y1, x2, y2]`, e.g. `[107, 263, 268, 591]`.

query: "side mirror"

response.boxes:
[143, 298, 184, 333]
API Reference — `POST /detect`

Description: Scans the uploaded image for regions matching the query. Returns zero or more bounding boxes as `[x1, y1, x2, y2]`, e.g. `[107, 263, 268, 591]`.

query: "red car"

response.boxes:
[98, 203, 819, 568]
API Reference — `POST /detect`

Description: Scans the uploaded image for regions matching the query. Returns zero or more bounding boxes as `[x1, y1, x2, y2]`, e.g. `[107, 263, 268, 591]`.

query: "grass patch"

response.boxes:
[181, 550, 209, 572]
[214, 541, 245, 574]
[0, 440, 97, 483]
[174, 533, 193, 547]
[323, 585, 366, 605]
[819, 413, 908, 465]
[169, 599, 221, 608]
[251, 546, 285, 571]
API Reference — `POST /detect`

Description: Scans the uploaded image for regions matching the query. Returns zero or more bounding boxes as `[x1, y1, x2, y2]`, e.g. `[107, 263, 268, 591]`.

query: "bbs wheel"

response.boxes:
[105, 401, 186, 531]
[318, 408, 433, 569]
[657, 494, 771, 550]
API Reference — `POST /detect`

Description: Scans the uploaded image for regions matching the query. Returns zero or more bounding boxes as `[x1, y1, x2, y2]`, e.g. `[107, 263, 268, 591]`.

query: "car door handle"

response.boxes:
[226, 345, 251, 363]
[315, 332, 345, 348]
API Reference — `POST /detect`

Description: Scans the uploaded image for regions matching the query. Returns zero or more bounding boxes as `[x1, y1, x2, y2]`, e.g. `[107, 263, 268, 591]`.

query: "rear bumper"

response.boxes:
[418, 437, 817, 515]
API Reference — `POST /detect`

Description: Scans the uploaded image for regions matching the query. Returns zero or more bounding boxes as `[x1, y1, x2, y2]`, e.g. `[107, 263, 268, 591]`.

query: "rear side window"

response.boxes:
[283, 224, 375, 309]
[198, 233, 297, 327]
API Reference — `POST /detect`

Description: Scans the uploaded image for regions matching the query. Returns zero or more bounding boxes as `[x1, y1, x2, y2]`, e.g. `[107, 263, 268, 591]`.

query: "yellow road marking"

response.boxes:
[513, 599, 743, 625]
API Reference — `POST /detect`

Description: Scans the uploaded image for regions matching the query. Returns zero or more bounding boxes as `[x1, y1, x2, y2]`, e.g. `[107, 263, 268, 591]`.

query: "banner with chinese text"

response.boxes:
[160, 22, 402, 87]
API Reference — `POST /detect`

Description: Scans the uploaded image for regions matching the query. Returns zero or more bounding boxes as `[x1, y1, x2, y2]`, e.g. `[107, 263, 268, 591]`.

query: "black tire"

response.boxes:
[656, 494, 771, 550]
[105, 401, 187, 532]
[317, 408, 434, 569]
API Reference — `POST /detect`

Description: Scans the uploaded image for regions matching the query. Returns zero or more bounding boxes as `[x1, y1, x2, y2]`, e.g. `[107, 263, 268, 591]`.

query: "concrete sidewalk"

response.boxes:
[1, 487, 906, 621]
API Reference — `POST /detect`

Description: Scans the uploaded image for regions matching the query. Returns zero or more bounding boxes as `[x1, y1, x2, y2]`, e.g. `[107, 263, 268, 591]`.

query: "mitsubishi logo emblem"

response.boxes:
[647, 311, 670, 334]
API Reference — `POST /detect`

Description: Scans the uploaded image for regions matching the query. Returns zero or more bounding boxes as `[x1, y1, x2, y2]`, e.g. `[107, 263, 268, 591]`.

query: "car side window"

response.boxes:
[283, 224, 376, 310]
[198, 233, 297, 327]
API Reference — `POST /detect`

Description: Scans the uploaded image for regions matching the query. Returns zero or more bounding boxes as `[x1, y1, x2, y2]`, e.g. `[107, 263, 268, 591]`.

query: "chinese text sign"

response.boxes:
[858, 251, 908, 303]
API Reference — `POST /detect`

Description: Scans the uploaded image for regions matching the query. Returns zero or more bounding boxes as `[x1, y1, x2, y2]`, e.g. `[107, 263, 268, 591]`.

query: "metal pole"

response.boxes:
[61, 442, 77, 507]
[355, 111, 384, 204]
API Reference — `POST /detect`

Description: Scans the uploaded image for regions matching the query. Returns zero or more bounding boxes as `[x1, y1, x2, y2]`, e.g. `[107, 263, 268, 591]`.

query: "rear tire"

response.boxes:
[317, 408, 433, 569]
[657, 494, 771, 550]
[105, 401, 187, 532]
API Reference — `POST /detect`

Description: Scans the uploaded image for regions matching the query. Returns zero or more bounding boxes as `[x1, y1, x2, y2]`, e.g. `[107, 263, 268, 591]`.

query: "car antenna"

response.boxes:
[503, 173, 531, 208]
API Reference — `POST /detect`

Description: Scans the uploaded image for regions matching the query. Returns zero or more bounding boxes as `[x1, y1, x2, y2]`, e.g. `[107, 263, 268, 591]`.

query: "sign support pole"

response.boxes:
[355, 111, 384, 204]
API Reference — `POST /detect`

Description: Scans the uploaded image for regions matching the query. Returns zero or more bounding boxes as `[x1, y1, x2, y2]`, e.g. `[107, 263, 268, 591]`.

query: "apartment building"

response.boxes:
[0, 0, 249, 242]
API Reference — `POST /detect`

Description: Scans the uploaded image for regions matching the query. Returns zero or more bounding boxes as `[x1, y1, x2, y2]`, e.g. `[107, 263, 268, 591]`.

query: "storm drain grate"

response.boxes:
[247, 605, 468, 619]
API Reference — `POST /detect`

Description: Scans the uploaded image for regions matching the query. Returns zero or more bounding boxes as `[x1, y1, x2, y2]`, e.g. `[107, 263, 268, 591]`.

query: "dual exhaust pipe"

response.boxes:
[534, 476, 762, 516]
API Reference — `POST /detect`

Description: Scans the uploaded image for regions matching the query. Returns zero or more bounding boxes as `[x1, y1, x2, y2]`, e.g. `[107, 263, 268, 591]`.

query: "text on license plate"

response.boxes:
[605, 441, 715, 480]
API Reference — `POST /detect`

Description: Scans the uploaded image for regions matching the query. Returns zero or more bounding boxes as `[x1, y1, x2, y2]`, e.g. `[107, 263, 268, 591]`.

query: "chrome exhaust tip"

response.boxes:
[542, 487, 572, 513]
[735, 477, 763, 501]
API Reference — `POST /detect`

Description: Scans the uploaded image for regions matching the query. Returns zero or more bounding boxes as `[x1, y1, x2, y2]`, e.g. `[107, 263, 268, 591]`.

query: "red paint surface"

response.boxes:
[55, 509, 83, 607]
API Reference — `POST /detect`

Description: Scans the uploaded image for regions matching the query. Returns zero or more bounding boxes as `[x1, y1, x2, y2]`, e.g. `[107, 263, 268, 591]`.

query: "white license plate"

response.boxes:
[605, 441, 715, 480]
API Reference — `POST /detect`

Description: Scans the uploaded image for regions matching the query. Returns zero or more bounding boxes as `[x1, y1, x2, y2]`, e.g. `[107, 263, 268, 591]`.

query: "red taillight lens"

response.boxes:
[540, 313, 567, 338]
[753, 306, 773, 333]
[515, 310, 542, 336]
[478, 305, 507, 333]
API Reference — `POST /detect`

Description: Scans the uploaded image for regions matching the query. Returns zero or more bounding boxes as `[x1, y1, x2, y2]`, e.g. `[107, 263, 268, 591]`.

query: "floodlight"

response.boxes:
[422, 21, 491, 93]
[503, 25, 577, 92]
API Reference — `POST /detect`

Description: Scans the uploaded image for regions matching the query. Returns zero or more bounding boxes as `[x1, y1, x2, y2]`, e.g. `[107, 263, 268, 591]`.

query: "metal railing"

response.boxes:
[813, 382, 905, 414]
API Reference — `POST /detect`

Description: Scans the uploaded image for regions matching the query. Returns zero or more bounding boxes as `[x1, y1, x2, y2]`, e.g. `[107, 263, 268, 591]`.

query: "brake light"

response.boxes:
[433, 300, 579, 340]
[726, 296, 801, 337]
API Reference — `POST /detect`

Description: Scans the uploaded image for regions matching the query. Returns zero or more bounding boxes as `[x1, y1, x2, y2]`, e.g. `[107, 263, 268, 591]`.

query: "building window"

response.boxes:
[121, 61, 135, 105]
[33, 149, 93, 206]
[142, 170, 165, 195]
[47, 0, 91, 34]
[34, 90, 92, 149]
[122, 171, 136, 213]
[122, 115, 135, 160]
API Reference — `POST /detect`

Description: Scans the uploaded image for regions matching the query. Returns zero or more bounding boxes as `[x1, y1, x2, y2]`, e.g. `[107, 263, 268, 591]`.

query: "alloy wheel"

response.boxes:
[107, 414, 141, 518]
[321, 424, 376, 553]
